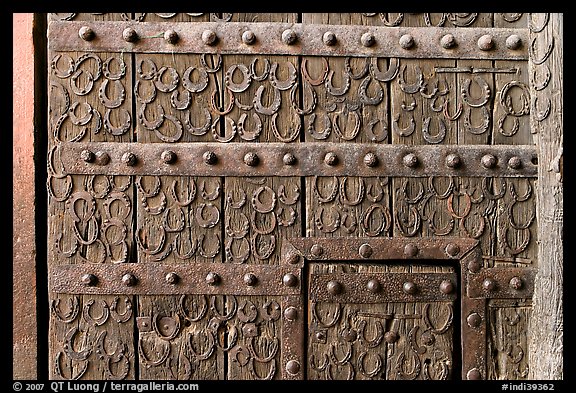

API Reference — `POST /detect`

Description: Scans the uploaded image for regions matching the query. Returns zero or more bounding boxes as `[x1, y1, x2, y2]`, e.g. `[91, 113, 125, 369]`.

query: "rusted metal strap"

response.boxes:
[466, 267, 536, 299]
[49, 21, 528, 60]
[59, 142, 538, 178]
[310, 272, 458, 303]
[50, 262, 301, 296]
[288, 237, 479, 261]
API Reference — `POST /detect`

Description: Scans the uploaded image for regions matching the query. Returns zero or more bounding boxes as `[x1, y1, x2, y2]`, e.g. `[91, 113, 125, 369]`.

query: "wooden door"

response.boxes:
[46, 12, 538, 380]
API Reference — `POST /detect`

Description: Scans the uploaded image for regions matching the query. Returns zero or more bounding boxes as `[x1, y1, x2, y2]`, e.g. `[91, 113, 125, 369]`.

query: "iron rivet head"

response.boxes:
[327, 280, 343, 295]
[161, 150, 177, 164]
[283, 273, 299, 287]
[81, 273, 97, 286]
[467, 312, 482, 328]
[506, 34, 522, 50]
[284, 306, 298, 321]
[287, 253, 300, 265]
[165, 272, 179, 285]
[282, 29, 297, 45]
[509, 276, 523, 290]
[363, 152, 378, 167]
[445, 243, 460, 257]
[242, 30, 256, 45]
[283, 152, 297, 166]
[121, 273, 137, 287]
[323, 31, 337, 46]
[445, 153, 461, 169]
[404, 243, 419, 257]
[508, 156, 522, 169]
[203, 151, 217, 165]
[481, 153, 497, 169]
[482, 278, 497, 292]
[440, 33, 456, 49]
[205, 272, 220, 286]
[243, 152, 259, 167]
[164, 29, 179, 44]
[361, 32, 376, 47]
[94, 151, 110, 165]
[399, 34, 415, 49]
[79, 26, 95, 41]
[403, 281, 418, 295]
[384, 331, 399, 343]
[80, 149, 95, 163]
[286, 360, 301, 375]
[439, 280, 454, 294]
[477, 34, 494, 51]
[315, 331, 326, 341]
[121, 152, 137, 166]
[367, 279, 381, 293]
[468, 259, 482, 273]
[244, 273, 258, 287]
[402, 153, 419, 168]
[324, 152, 338, 166]
[310, 244, 324, 257]
[122, 27, 138, 43]
[359, 243, 373, 258]
[202, 29, 218, 45]
[467, 368, 482, 380]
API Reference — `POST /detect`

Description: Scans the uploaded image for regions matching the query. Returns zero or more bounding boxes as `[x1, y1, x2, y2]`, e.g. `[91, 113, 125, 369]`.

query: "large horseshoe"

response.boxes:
[99, 79, 126, 109]
[63, 327, 92, 361]
[253, 85, 281, 116]
[306, 113, 332, 140]
[183, 66, 209, 93]
[370, 57, 399, 82]
[138, 337, 171, 368]
[269, 61, 297, 91]
[179, 294, 208, 323]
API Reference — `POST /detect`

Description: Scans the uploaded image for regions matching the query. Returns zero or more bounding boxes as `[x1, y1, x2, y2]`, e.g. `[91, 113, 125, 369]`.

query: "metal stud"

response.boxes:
[79, 26, 95, 41]
[203, 151, 217, 165]
[508, 156, 522, 169]
[402, 153, 419, 168]
[361, 32, 376, 47]
[482, 278, 497, 292]
[324, 152, 338, 166]
[468, 259, 482, 273]
[467, 368, 482, 380]
[466, 312, 482, 328]
[284, 306, 298, 321]
[242, 30, 256, 45]
[205, 272, 220, 286]
[244, 273, 258, 286]
[363, 152, 378, 167]
[122, 27, 138, 43]
[477, 34, 494, 51]
[202, 29, 218, 46]
[282, 29, 297, 45]
[283, 152, 297, 166]
[161, 150, 177, 164]
[366, 279, 381, 293]
[327, 280, 343, 295]
[404, 243, 419, 257]
[285, 360, 301, 375]
[81, 273, 97, 286]
[481, 153, 497, 169]
[243, 152, 259, 166]
[506, 34, 522, 50]
[121, 152, 137, 166]
[440, 33, 456, 49]
[287, 253, 300, 265]
[403, 281, 418, 295]
[282, 273, 299, 287]
[445, 243, 460, 257]
[165, 272, 179, 285]
[445, 153, 462, 169]
[384, 331, 399, 343]
[399, 34, 415, 49]
[164, 29, 179, 44]
[439, 280, 454, 294]
[94, 151, 110, 165]
[80, 149, 95, 163]
[323, 31, 337, 46]
[509, 276, 524, 290]
[121, 273, 137, 287]
[310, 244, 324, 257]
[358, 243, 373, 258]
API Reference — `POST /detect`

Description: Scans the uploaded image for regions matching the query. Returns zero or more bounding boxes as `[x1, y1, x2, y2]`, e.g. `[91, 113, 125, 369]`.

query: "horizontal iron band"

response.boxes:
[466, 267, 535, 299]
[310, 272, 458, 302]
[60, 142, 538, 178]
[49, 21, 528, 60]
[288, 237, 479, 261]
[50, 262, 301, 296]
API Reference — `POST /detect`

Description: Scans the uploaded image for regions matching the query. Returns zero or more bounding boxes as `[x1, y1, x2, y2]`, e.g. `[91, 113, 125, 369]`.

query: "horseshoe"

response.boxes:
[370, 57, 399, 82]
[423, 359, 449, 380]
[395, 352, 422, 380]
[499, 81, 530, 116]
[357, 319, 384, 348]
[154, 113, 183, 143]
[200, 180, 221, 201]
[250, 186, 277, 213]
[110, 175, 131, 192]
[311, 302, 341, 328]
[447, 192, 472, 219]
[302, 57, 329, 85]
[277, 184, 300, 206]
[339, 177, 365, 206]
[250, 210, 276, 235]
[110, 296, 133, 323]
[210, 89, 235, 116]
[225, 212, 249, 239]
[534, 96, 551, 122]
[237, 300, 258, 323]
[429, 210, 455, 236]
[325, 69, 351, 96]
[138, 103, 164, 131]
[529, 13, 549, 33]
[333, 110, 361, 141]
[54, 351, 88, 380]
[102, 56, 126, 80]
[503, 227, 531, 255]
[401, 96, 417, 111]
[408, 326, 427, 355]
[72, 216, 99, 245]
[179, 294, 208, 323]
[170, 89, 191, 110]
[315, 206, 341, 233]
[153, 313, 181, 341]
[290, 81, 317, 115]
[420, 77, 439, 99]
[447, 13, 478, 27]
[51, 296, 80, 323]
[238, 112, 263, 141]
[211, 115, 237, 143]
[198, 233, 220, 258]
[497, 113, 520, 137]
[184, 106, 212, 136]
[183, 66, 208, 93]
[188, 330, 215, 361]
[103, 108, 131, 136]
[509, 180, 533, 202]
[224, 63, 252, 93]
[269, 61, 297, 91]
[249, 57, 270, 81]
[459, 211, 486, 238]
[532, 63, 551, 91]
[271, 112, 301, 143]
[136, 225, 166, 256]
[162, 206, 186, 233]
[253, 85, 281, 116]
[276, 206, 298, 227]
[364, 117, 388, 142]
[138, 337, 171, 368]
[99, 79, 125, 109]
[134, 79, 157, 104]
[172, 232, 197, 259]
[400, 178, 425, 204]
[423, 12, 448, 26]
[225, 236, 250, 263]
[508, 200, 536, 230]
[314, 176, 339, 203]
[52, 113, 87, 143]
[362, 203, 391, 237]
[68, 102, 93, 126]
[530, 36, 554, 65]
[309, 353, 329, 372]
[248, 357, 276, 380]
[394, 205, 421, 237]
[330, 343, 353, 365]
[306, 113, 332, 140]
[227, 188, 247, 209]
[195, 203, 220, 228]
[392, 112, 416, 137]
[50, 80, 70, 118]
[379, 12, 404, 26]
[103, 191, 131, 220]
[154, 66, 179, 93]
[251, 233, 276, 260]
[200, 53, 222, 73]
[398, 65, 424, 94]
[357, 352, 383, 378]
[70, 69, 95, 96]
[55, 232, 78, 258]
[482, 177, 507, 200]
[87, 174, 111, 199]
[422, 117, 447, 144]
[428, 176, 454, 199]
[366, 179, 385, 202]
[248, 336, 279, 362]
[137, 58, 157, 80]
[261, 300, 281, 321]
[170, 179, 196, 207]
[51, 53, 75, 78]
[141, 191, 168, 215]
[63, 327, 92, 361]
[95, 330, 126, 363]
[423, 303, 454, 334]
[461, 76, 491, 107]
[136, 175, 161, 198]
[66, 191, 96, 222]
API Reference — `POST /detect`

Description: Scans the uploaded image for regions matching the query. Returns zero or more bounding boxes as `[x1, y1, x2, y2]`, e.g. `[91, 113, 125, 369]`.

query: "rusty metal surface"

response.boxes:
[310, 272, 458, 303]
[467, 267, 536, 299]
[49, 21, 528, 60]
[461, 296, 488, 380]
[59, 142, 538, 178]
[281, 295, 305, 380]
[50, 262, 301, 296]
[289, 237, 479, 261]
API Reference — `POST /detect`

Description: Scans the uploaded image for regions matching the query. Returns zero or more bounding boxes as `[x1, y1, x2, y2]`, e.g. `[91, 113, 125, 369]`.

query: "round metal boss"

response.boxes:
[164, 29, 179, 44]
[79, 26, 95, 41]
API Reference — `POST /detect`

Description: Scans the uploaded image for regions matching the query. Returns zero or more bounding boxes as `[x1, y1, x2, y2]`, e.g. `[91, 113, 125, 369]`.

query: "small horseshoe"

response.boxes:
[261, 300, 281, 321]
[138, 103, 164, 131]
[459, 211, 486, 238]
[136, 175, 161, 198]
[109, 175, 131, 192]
[509, 180, 533, 202]
[51, 53, 75, 78]
[54, 352, 88, 380]
[270, 112, 301, 143]
[225, 236, 250, 263]
[423, 12, 448, 26]
[211, 115, 237, 143]
[153, 313, 181, 341]
[422, 117, 447, 144]
[224, 63, 252, 93]
[394, 205, 421, 237]
[339, 177, 365, 206]
[333, 110, 361, 141]
[498, 113, 520, 137]
[249, 57, 270, 81]
[311, 302, 342, 328]
[379, 12, 404, 26]
[314, 176, 339, 203]
[63, 327, 92, 361]
[530, 35, 554, 65]
[66, 191, 96, 222]
[154, 113, 183, 143]
[330, 343, 353, 365]
[250, 210, 277, 235]
[315, 206, 341, 233]
[210, 89, 235, 116]
[103, 190, 131, 220]
[154, 66, 179, 93]
[428, 176, 454, 199]
[170, 89, 191, 110]
[419, 78, 439, 99]
[75, 53, 102, 81]
[182, 66, 208, 93]
[247, 357, 276, 381]
[532, 63, 551, 91]
[306, 113, 332, 140]
[237, 300, 258, 323]
[443, 98, 463, 121]
[136, 225, 166, 256]
[51, 296, 80, 323]
[278, 184, 300, 205]
[198, 233, 220, 258]
[200, 179, 221, 201]
[423, 359, 449, 380]
[400, 178, 425, 204]
[447, 13, 478, 27]
[188, 330, 215, 361]
[357, 352, 383, 378]
[53, 113, 86, 143]
[253, 85, 281, 116]
[138, 337, 171, 368]
[365, 117, 388, 142]
[461, 76, 491, 108]
[370, 57, 399, 82]
[103, 354, 130, 381]
[528, 13, 549, 33]
[248, 336, 279, 363]
[392, 112, 416, 137]
[251, 186, 277, 213]
[309, 353, 329, 372]
[184, 105, 212, 136]
[110, 296, 133, 323]
[482, 177, 507, 200]
[345, 56, 370, 80]
[366, 178, 386, 202]
[508, 200, 536, 230]
[277, 208, 297, 230]
[361, 203, 391, 237]
[68, 101, 93, 125]
[227, 188, 247, 209]
[87, 174, 111, 199]
[447, 192, 472, 219]
[99, 79, 126, 109]
[179, 294, 208, 323]
[252, 233, 276, 260]
[429, 210, 455, 236]
[270, 61, 297, 91]
[357, 319, 384, 348]
[137, 58, 157, 80]
[95, 330, 126, 362]
[103, 108, 131, 136]
[302, 57, 329, 85]
[503, 227, 531, 255]
[70, 69, 95, 96]
[395, 352, 422, 380]
[195, 203, 220, 228]
[134, 79, 157, 104]
[290, 81, 317, 115]
[534, 96, 551, 122]
[163, 206, 186, 233]
[200, 53, 222, 73]
[102, 56, 126, 80]
[401, 96, 417, 111]
[72, 216, 99, 245]
[225, 212, 249, 239]
[170, 179, 196, 207]
[423, 303, 454, 334]
[172, 232, 197, 259]
[499, 81, 530, 116]
[398, 65, 424, 94]
[141, 191, 168, 215]
[325, 69, 351, 96]
[237, 112, 262, 141]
